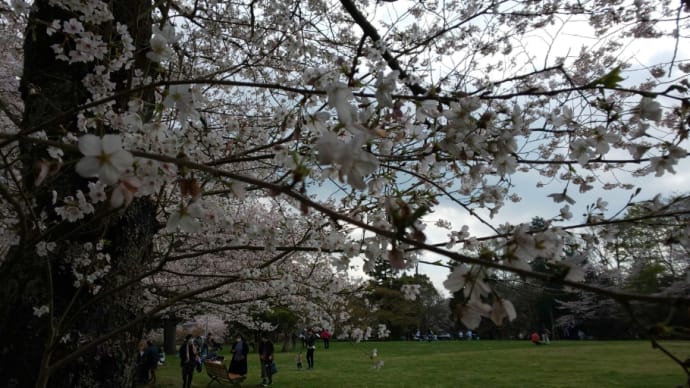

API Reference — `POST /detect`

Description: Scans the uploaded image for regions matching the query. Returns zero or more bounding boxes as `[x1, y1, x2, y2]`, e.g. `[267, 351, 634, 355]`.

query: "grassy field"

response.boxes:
[146, 340, 689, 388]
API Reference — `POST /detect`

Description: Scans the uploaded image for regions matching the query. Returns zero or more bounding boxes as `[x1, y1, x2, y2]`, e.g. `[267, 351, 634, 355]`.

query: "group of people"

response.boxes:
[178, 333, 276, 387]
[228, 333, 275, 387]
[531, 329, 552, 345]
[175, 327, 336, 387]
[296, 327, 331, 370]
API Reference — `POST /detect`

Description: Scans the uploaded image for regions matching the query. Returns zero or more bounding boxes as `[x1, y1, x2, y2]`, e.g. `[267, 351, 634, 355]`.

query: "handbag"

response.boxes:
[270, 361, 277, 374]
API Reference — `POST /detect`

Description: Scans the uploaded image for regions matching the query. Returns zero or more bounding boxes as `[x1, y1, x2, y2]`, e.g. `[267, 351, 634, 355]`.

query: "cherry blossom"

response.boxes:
[165, 201, 205, 233]
[3, 1, 690, 384]
[637, 97, 662, 122]
[75, 134, 133, 185]
[490, 298, 517, 326]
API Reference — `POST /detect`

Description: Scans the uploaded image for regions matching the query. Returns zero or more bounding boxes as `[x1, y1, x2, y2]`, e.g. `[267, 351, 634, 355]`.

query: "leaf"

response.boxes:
[405, 205, 430, 227]
[594, 67, 625, 88]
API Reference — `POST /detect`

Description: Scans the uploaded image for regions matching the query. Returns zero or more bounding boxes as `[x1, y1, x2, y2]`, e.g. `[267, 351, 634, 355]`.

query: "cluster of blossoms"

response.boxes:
[48, 0, 113, 24]
[53, 190, 94, 222]
[337, 324, 390, 342]
[400, 284, 421, 301]
[3, 3, 689, 381]
[48, 19, 108, 64]
[443, 263, 517, 329]
[65, 241, 112, 295]
[146, 24, 177, 63]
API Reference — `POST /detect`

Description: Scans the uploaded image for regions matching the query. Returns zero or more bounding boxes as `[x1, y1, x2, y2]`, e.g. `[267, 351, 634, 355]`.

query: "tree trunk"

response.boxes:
[163, 318, 179, 355]
[0, 1, 156, 387]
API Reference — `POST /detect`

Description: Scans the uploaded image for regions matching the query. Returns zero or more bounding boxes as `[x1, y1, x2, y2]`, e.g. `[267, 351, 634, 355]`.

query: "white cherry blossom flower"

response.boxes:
[75, 134, 133, 185]
[559, 205, 573, 220]
[36, 241, 54, 257]
[458, 297, 492, 329]
[595, 198, 608, 212]
[493, 153, 517, 176]
[88, 181, 107, 203]
[564, 258, 587, 282]
[400, 284, 421, 301]
[63, 18, 84, 35]
[163, 85, 199, 122]
[315, 133, 378, 190]
[146, 33, 174, 63]
[166, 201, 205, 233]
[110, 177, 140, 208]
[548, 191, 576, 205]
[490, 298, 517, 326]
[55, 196, 86, 222]
[637, 97, 662, 122]
[11, 0, 29, 14]
[649, 156, 677, 176]
[375, 71, 398, 108]
[415, 100, 440, 122]
[443, 264, 470, 293]
[588, 126, 618, 154]
[33, 305, 49, 318]
[326, 82, 356, 127]
[569, 139, 594, 165]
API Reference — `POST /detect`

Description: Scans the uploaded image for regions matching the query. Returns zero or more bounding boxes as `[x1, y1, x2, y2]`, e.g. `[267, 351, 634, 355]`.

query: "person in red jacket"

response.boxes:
[320, 329, 332, 349]
[531, 331, 543, 345]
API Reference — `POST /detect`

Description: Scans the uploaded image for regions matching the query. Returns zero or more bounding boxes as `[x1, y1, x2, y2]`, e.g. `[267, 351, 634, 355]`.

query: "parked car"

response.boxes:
[437, 332, 453, 340]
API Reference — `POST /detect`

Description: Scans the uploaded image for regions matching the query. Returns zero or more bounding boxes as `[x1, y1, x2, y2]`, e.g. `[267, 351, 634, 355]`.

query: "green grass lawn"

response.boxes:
[146, 340, 689, 388]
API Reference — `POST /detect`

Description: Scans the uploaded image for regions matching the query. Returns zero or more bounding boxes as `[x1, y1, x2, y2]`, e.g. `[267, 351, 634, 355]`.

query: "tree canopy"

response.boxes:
[0, 0, 689, 386]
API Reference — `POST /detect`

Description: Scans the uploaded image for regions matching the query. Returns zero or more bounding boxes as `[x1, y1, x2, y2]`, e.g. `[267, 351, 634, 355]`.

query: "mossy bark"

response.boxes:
[0, 1, 158, 387]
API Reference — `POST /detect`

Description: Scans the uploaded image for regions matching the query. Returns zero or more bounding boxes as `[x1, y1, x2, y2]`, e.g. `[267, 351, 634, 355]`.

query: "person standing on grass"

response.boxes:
[259, 334, 275, 387]
[179, 334, 198, 388]
[228, 334, 249, 376]
[136, 340, 149, 384]
[296, 351, 303, 369]
[305, 329, 317, 369]
[143, 340, 160, 383]
[321, 328, 332, 349]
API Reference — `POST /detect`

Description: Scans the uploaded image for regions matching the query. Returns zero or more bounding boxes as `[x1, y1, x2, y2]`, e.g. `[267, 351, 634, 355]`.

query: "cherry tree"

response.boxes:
[1, 0, 690, 386]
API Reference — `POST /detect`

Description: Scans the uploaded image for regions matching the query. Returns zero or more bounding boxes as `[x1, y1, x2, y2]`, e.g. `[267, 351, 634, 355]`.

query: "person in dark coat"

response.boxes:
[305, 329, 317, 369]
[179, 334, 198, 388]
[228, 334, 249, 376]
[258, 334, 275, 387]
[143, 340, 160, 382]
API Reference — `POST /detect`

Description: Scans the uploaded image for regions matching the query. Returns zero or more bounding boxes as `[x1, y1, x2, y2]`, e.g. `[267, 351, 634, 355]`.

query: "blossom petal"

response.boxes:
[101, 134, 123, 154]
[165, 212, 181, 232]
[99, 163, 121, 185]
[110, 150, 134, 171]
[179, 215, 201, 233]
[187, 201, 204, 218]
[78, 134, 102, 156]
[110, 186, 124, 208]
[75, 156, 100, 178]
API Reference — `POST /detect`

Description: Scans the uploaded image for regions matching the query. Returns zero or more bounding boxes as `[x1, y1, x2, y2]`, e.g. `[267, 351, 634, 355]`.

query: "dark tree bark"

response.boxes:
[0, 1, 157, 387]
[163, 318, 180, 355]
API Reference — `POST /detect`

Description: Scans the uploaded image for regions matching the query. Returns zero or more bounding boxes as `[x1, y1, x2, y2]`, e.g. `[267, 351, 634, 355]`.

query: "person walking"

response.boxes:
[179, 334, 198, 388]
[305, 329, 317, 369]
[228, 334, 249, 376]
[258, 334, 275, 387]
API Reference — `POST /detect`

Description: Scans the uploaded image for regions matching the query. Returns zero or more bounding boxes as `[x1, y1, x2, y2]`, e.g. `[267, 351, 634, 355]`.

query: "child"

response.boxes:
[296, 352, 303, 369]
